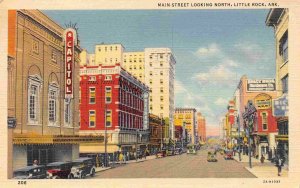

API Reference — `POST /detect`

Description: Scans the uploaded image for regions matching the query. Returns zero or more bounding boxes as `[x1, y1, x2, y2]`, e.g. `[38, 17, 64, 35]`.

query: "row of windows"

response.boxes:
[149, 96, 164, 102]
[123, 59, 143, 63]
[149, 87, 164, 93]
[88, 86, 112, 104]
[88, 109, 112, 127]
[32, 39, 59, 64]
[149, 62, 164, 67]
[149, 71, 164, 76]
[149, 54, 165, 59]
[149, 104, 164, 110]
[98, 46, 119, 52]
[118, 112, 143, 129]
[28, 76, 72, 126]
[119, 90, 144, 111]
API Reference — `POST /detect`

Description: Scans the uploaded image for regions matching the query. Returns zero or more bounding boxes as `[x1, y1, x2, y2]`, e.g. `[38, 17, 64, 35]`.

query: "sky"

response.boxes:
[43, 10, 275, 136]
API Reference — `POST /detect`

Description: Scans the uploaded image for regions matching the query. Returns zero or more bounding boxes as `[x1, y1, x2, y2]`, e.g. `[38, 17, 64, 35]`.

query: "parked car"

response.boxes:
[13, 165, 47, 179]
[156, 149, 166, 158]
[174, 148, 183, 155]
[46, 162, 73, 179]
[166, 149, 175, 156]
[69, 158, 96, 179]
[187, 144, 197, 155]
[207, 153, 218, 162]
[224, 150, 234, 160]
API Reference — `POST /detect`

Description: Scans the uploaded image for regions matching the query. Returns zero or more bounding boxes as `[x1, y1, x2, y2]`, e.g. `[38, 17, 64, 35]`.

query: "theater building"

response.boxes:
[79, 63, 149, 154]
[7, 10, 102, 177]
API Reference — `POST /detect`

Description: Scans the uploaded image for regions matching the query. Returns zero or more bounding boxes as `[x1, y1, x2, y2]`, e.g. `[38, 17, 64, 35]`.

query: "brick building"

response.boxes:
[79, 63, 149, 154]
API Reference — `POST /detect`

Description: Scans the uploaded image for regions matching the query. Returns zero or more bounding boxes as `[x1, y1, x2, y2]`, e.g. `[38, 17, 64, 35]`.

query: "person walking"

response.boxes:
[276, 156, 284, 176]
[260, 154, 265, 163]
[119, 152, 124, 164]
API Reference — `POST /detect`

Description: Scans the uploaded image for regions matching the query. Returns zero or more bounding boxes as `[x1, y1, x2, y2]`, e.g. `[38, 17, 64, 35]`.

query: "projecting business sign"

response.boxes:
[273, 93, 288, 117]
[247, 79, 276, 92]
[64, 28, 77, 99]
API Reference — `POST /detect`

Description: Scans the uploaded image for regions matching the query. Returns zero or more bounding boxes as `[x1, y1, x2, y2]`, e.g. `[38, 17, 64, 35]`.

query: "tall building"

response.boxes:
[123, 51, 145, 82]
[7, 10, 83, 177]
[197, 112, 206, 143]
[266, 8, 289, 166]
[94, 43, 124, 66]
[79, 63, 149, 154]
[144, 48, 176, 139]
[174, 108, 197, 144]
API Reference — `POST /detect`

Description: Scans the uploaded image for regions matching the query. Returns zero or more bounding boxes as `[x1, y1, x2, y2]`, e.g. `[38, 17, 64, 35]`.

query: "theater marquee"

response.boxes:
[64, 28, 77, 98]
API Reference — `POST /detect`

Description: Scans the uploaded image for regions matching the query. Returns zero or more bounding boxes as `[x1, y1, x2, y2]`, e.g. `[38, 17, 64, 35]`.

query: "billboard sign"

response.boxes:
[247, 79, 276, 92]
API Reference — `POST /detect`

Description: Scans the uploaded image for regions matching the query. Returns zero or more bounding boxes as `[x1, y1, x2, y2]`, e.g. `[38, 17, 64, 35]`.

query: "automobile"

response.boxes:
[166, 149, 175, 156]
[156, 150, 166, 158]
[69, 158, 96, 179]
[174, 148, 183, 155]
[187, 144, 197, 155]
[46, 161, 73, 179]
[13, 165, 47, 179]
[207, 153, 218, 162]
[224, 150, 234, 160]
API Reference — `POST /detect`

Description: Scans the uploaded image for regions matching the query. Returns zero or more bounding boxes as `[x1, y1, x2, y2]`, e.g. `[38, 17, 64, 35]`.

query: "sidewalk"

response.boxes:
[233, 154, 288, 177]
[95, 155, 157, 173]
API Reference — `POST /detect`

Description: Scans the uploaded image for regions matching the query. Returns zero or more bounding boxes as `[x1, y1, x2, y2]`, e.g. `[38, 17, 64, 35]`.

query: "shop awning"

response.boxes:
[13, 133, 104, 145]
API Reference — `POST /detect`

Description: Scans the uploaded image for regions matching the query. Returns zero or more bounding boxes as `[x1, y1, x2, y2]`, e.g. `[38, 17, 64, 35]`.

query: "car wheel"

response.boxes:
[68, 174, 74, 179]
[91, 169, 95, 177]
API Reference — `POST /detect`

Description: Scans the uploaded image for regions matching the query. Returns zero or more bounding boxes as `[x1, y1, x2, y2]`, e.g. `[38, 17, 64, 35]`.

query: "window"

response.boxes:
[98, 47, 101, 52]
[28, 75, 42, 124]
[160, 54, 163, 59]
[160, 71, 163, 76]
[89, 110, 96, 127]
[160, 105, 164, 110]
[160, 62, 163, 67]
[32, 39, 39, 54]
[150, 96, 152, 102]
[149, 79, 152, 84]
[134, 65, 136, 70]
[261, 112, 268, 130]
[279, 31, 288, 62]
[65, 99, 72, 126]
[110, 58, 112, 63]
[150, 55, 153, 59]
[150, 62, 152, 67]
[129, 66, 132, 70]
[48, 84, 59, 125]
[282, 75, 288, 94]
[110, 46, 112, 51]
[115, 46, 118, 51]
[160, 79, 163, 84]
[105, 110, 112, 127]
[139, 66, 142, 70]
[160, 96, 164, 102]
[89, 87, 96, 104]
[51, 50, 57, 62]
[150, 71, 153, 76]
[105, 47, 107, 52]
[89, 76, 96, 81]
[150, 105, 152, 110]
[105, 86, 112, 103]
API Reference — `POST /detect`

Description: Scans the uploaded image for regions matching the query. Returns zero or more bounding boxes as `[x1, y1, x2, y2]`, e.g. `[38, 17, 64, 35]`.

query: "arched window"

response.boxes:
[28, 75, 42, 125]
[48, 82, 59, 126]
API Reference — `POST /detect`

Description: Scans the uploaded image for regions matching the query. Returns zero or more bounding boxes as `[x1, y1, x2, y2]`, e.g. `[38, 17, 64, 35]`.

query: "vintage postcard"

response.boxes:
[0, 0, 300, 187]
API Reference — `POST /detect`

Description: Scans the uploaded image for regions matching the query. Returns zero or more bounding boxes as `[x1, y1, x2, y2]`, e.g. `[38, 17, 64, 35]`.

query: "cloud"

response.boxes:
[195, 43, 221, 58]
[193, 64, 236, 86]
[214, 97, 229, 106]
[174, 80, 187, 94]
[234, 43, 270, 64]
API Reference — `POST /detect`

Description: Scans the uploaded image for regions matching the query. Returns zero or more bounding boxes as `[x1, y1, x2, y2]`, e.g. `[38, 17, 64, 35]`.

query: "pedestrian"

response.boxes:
[276, 156, 284, 176]
[260, 154, 265, 163]
[33, 160, 38, 166]
[119, 152, 124, 164]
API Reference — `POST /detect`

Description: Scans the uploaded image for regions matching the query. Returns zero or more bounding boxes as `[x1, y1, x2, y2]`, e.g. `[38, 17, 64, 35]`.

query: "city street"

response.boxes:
[91, 149, 255, 178]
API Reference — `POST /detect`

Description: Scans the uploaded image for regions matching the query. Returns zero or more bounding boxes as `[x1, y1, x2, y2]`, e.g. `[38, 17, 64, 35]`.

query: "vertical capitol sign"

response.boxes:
[64, 28, 77, 99]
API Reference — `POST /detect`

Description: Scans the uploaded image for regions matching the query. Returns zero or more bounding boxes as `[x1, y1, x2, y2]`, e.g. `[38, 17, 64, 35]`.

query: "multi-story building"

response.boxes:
[94, 43, 124, 66]
[123, 51, 145, 83]
[144, 48, 176, 139]
[197, 112, 206, 143]
[7, 10, 86, 177]
[79, 63, 149, 155]
[266, 8, 289, 165]
[174, 108, 197, 144]
[148, 113, 166, 153]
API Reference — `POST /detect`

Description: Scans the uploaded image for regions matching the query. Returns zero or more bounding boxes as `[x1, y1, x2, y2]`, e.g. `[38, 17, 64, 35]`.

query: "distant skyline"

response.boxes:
[44, 10, 275, 137]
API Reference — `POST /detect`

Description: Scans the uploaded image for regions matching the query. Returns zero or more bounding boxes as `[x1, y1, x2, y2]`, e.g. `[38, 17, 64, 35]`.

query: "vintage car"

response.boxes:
[13, 165, 47, 179]
[207, 153, 218, 162]
[69, 158, 96, 179]
[224, 150, 234, 160]
[156, 149, 166, 158]
[174, 148, 183, 155]
[46, 162, 73, 179]
[166, 149, 175, 156]
[187, 144, 197, 155]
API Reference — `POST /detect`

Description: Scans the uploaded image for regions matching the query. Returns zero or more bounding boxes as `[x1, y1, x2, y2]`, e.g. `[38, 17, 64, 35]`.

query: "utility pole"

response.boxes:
[104, 104, 108, 167]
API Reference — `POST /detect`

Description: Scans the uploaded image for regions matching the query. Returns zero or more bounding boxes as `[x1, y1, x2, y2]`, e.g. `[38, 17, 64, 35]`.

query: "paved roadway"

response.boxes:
[91, 149, 256, 178]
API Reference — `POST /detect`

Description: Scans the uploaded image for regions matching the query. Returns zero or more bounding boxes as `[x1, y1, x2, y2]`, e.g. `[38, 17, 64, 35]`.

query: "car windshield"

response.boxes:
[72, 162, 84, 166]
[47, 165, 61, 170]
[14, 171, 29, 177]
